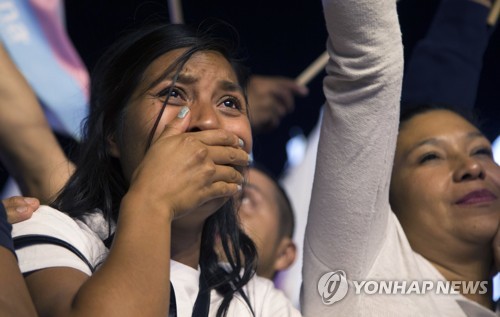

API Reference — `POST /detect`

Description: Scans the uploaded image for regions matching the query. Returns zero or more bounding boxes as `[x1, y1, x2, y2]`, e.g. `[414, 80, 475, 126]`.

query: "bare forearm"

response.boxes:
[0, 248, 37, 317]
[0, 44, 74, 202]
[26, 192, 173, 317]
[0, 127, 74, 202]
[76, 193, 173, 316]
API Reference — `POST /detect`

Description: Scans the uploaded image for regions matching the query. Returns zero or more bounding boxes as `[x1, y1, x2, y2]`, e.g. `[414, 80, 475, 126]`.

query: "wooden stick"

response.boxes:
[296, 51, 329, 86]
[168, 0, 184, 24]
[488, 0, 500, 26]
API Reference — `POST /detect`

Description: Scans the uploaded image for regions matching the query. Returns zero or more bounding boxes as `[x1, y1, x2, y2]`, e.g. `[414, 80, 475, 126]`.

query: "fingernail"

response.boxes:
[177, 106, 190, 118]
[237, 184, 242, 192]
[23, 198, 38, 205]
[238, 138, 244, 148]
[16, 206, 28, 213]
[248, 154, 253, 166]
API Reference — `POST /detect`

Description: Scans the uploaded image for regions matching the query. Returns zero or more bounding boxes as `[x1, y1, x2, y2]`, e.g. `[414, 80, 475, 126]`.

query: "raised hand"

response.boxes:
[247, 75, 308, 133]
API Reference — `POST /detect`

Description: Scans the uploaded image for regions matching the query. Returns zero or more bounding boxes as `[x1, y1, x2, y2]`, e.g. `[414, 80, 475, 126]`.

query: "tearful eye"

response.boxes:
[169, 89, 180, 98]
[157, 87, 185, 100]
[220, 97, 243, 111]
[154, 86, 188, 107]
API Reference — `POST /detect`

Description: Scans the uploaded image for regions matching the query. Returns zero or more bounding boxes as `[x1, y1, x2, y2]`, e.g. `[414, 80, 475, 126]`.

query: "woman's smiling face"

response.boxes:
[390, 110, 500, 252]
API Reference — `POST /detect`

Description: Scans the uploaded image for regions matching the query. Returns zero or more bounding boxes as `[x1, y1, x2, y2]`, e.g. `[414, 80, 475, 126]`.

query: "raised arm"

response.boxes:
[0, 44, 74, 203]
[302, 0, 403, 312]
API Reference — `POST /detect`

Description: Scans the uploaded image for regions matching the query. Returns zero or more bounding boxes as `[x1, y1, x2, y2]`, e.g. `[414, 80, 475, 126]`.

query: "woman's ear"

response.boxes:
[107, 134, 121, 158]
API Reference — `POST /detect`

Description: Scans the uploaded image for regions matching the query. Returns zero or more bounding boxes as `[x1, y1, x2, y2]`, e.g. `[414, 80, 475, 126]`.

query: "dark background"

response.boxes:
[64, 0, 500, 177]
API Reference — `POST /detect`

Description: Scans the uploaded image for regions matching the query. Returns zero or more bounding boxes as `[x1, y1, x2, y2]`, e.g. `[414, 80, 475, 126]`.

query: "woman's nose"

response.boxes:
[453, 156, 486, 182]
[186, 102, 220, 132]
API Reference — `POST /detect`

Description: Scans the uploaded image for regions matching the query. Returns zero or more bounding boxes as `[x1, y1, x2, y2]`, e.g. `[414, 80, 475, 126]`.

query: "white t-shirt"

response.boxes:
[12, 206, 300, 317]
[13, 205, 108, 275]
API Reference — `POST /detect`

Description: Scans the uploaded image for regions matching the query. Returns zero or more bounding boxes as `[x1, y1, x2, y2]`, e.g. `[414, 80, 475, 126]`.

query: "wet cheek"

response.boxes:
[149, 110, 180, 140]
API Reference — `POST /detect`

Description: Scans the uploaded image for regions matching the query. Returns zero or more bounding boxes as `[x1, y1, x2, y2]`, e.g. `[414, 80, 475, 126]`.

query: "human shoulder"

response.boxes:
[13, 205, 104, 243]
[12, 205, 108, 275]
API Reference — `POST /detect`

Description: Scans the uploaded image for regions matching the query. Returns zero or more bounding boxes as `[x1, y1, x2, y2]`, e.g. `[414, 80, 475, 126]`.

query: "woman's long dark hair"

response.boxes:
[52, 23, 257, 317]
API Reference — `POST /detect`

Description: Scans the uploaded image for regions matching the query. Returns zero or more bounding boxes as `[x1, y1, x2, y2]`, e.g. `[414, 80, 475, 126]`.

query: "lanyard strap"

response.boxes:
[14, 234, 95, 272]
[169, 282, 177, 317]
[170, 271, 210, 317]
[192, 270, 210, 317]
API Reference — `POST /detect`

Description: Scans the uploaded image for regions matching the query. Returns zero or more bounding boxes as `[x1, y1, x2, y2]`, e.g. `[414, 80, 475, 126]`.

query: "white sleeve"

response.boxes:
[12, 205, 108, 276]
[301, 0, 403, 313]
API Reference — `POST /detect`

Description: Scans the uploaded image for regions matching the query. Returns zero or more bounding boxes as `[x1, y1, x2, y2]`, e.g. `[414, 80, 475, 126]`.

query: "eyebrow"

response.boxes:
[405, 131, 486, 157]
[147, 72, 243, 95]
[146, 72, 197, 91]
[218, 80, 244, 94]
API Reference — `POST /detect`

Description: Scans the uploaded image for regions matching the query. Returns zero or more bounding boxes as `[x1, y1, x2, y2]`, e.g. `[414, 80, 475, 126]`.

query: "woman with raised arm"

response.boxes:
[302, 0, 500, 315]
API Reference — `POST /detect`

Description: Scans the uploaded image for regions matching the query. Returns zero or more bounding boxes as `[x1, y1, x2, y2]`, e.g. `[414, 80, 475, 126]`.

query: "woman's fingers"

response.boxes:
[133, 127, 250, 219]
[207, 145, 251, 167]
[203, 181, 242, 200]
[187, 129, 244, 149]
[2, 196, 39, 224]
[209, 165, 245, 185]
